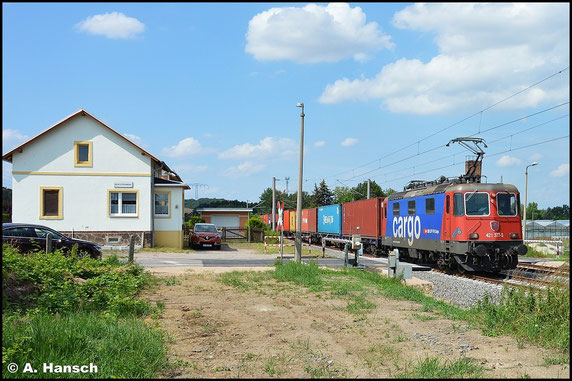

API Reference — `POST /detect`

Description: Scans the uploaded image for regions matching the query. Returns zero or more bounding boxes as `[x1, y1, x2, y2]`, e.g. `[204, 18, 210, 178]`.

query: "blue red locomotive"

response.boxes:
[261, 138, 527, 273]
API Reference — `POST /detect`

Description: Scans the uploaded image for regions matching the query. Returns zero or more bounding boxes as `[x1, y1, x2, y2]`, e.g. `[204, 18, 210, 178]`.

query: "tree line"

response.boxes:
[254, 179, 396, 214]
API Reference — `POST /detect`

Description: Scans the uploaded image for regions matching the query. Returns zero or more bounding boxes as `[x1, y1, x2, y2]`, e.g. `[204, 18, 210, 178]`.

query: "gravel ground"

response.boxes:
[414, 270, 504, 309]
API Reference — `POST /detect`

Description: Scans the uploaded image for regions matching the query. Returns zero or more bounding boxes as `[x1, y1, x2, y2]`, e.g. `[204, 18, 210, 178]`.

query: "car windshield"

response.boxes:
[195, 225, 217, 233]
[465, 192, 489, 216]
[497, 193, 517, 216]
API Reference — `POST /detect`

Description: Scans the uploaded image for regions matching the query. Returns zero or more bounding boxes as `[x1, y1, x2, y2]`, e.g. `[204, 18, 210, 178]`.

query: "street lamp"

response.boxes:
[522, 162, 538, 240]
[295, 102, 305, 262]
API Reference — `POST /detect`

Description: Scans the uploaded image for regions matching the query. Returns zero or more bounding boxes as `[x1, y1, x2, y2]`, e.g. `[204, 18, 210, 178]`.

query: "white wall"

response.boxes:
[12, 115, 151, 174]
[10, 114, 153, 231]
[153, 186, 184, 232]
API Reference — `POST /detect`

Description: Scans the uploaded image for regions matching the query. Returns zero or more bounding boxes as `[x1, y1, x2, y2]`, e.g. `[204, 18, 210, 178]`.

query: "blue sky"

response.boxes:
[2, 3, 570, 209]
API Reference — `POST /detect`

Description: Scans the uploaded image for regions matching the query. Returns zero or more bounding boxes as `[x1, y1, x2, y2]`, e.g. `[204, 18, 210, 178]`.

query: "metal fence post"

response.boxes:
[128, 235, 135, 264]
[46, 233, 53, 254]
[344, 242, 349, 267]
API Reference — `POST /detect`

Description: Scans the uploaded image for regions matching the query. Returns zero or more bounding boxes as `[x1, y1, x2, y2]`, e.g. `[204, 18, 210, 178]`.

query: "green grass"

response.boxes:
[2, 311, 168, 378]
[396, 357, 485, 378]
[473, 285, 570, 353]
[2, 244, 170, 378]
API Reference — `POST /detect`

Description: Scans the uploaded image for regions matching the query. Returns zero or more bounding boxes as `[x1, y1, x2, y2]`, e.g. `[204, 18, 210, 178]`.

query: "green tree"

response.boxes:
[312, 180, 334, 206]
[333, 186, 354, 204]
[257, 187, 288, 214]
[353, 180, 386, 200]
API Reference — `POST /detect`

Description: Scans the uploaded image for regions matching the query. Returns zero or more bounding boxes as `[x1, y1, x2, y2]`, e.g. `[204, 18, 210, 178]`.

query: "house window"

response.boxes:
[154, 191, 170, 217]
[109, 191, 138, 217]
[40, 187, 63, 219]
[74, 141, 92, 167]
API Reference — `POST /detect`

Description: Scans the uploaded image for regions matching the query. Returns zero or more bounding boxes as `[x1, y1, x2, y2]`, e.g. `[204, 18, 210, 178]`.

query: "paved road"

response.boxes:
[105, 243, 553, 273]
[106, 243, 430, 272]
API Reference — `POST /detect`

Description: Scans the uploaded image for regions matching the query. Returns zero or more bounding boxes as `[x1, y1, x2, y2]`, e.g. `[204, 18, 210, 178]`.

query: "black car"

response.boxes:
[2, 223, 102, 259]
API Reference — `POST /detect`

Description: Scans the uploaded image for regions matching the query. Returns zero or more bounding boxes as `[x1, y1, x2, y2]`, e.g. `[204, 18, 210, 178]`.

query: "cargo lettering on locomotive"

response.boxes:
[392, 215, 421, 246]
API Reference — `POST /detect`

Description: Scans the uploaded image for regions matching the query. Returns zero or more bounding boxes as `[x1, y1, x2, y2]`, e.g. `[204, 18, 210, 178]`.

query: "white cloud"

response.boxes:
[162, 137, 204, 158]
[2, 129, 29, 153]
[550, 163, 569, 177]
[246, 3, 393, 63]
[218, 137, 297, 159]
[496, 155, 522, 167]
[341, 137, 359, 147]
[319, 3, 569, 114]
[314, 140, 326, 148]
[123, 133, 148, 148]
[174, 164, 208, 174]
[76, 12, 145, 39]
[222, 161, 266, 178]
[529, 153, 543, 161]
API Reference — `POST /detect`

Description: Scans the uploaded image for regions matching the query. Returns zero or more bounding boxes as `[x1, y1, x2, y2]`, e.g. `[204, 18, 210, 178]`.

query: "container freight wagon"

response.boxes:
[318, 204, 343, 235]
[342, 197, 384, 254]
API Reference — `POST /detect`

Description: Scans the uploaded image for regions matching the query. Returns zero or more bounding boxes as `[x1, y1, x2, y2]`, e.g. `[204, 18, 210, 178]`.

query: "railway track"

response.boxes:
[316, 248, 570, 290]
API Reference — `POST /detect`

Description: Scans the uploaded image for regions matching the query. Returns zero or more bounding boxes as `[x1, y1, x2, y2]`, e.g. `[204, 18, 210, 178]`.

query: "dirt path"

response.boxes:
[144, 268, 569, 378]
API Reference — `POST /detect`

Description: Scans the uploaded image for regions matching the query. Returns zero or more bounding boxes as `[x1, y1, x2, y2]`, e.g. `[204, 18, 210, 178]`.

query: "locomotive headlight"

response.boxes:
[469, 233, 479, 240]
[510, 233, 519, 239]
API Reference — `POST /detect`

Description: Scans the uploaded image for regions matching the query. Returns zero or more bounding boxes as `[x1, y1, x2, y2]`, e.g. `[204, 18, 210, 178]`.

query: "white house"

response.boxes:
[2, 109, 190, 249]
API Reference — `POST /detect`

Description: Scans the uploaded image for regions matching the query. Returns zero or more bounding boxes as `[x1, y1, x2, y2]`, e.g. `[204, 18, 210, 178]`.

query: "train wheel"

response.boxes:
[457, 262, 466, 274]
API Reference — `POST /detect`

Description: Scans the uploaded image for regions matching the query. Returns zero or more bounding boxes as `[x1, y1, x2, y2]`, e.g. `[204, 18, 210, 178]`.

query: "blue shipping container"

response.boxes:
[318, 204, 343, 235]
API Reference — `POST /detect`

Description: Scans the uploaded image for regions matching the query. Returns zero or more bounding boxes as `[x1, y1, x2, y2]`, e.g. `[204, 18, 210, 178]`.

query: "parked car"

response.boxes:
[2, 223, 102, 259]
[189, 223, 221, 250]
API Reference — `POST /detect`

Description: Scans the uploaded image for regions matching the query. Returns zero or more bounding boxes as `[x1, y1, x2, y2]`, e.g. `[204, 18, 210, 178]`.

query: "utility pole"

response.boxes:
[295, 102, 305, 262]
[285, 176, 290, 194]
[367, 179, 371, 199]
[272, 177, 280, 231]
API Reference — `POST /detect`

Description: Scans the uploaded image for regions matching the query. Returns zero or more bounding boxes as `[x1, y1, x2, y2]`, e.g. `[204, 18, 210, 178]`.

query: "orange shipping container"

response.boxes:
[301, 208, 317, 233]
[283, 210, 290, 231]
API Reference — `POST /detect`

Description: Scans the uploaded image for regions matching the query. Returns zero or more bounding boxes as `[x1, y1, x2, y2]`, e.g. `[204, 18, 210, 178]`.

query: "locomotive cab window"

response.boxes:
[425, 198, 435, 214]
[497, 193, 517, 216]
[453, 193, 464, 216]
[465, 192, 489, 216]
[393, 202, 400, 216]
[408, 200, 415, 215]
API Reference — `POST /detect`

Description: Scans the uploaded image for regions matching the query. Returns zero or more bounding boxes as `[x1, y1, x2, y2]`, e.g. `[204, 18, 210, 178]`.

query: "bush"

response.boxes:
[245, 215, 266, 230]
[2, 244, 152, 316]
[185, 216, 205, 230]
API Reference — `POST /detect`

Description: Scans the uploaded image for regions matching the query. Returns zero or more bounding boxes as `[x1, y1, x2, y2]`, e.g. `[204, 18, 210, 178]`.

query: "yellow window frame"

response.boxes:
[40, 186, 63, 219]
[74, 141, 93, 167]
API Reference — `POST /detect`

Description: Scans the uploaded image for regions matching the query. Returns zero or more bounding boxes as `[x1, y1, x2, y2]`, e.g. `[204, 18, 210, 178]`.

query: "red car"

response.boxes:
[189, 223, 222, 250]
